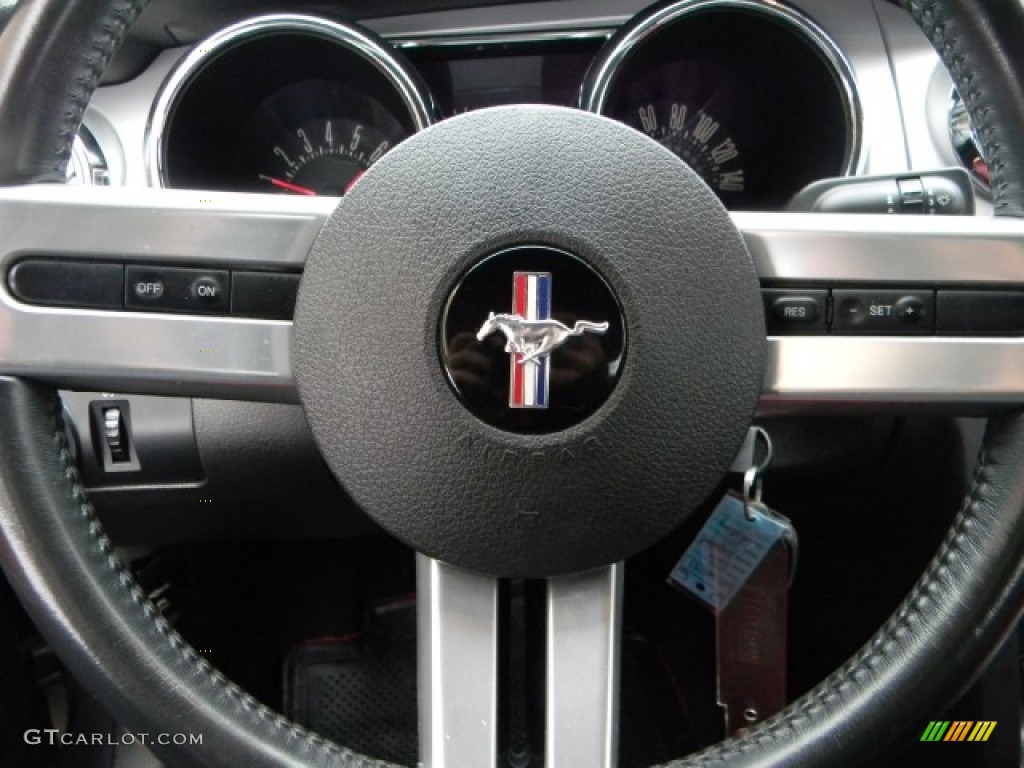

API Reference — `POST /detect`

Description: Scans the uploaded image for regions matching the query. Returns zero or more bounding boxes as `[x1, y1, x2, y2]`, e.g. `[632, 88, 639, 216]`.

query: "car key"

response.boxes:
[669, 428, 798, 734]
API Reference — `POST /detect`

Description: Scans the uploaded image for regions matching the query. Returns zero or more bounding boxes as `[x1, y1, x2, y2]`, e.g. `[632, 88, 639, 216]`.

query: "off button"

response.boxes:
[132, 277, 165, 302]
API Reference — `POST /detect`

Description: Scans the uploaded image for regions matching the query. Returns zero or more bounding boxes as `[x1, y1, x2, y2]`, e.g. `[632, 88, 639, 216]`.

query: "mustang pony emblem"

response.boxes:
[476, 271, 608, 408]
[476, 313, 609, 365]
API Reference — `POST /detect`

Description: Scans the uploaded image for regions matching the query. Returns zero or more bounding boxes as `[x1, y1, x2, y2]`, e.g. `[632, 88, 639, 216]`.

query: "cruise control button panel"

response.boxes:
[762, 287, 1024, 336]
[6, 258, 302, 319]
[764, 287, 948, 335]
[7, 258, 301, 319]
[126, 266, 228, 314]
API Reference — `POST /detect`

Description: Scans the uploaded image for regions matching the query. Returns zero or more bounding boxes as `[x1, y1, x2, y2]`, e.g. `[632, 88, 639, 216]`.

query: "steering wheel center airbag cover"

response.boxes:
[294, 106, 764, 577]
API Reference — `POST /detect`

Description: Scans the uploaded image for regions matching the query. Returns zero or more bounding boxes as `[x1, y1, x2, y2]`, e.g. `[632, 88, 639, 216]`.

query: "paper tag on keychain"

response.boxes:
[669, 493, 791, 612]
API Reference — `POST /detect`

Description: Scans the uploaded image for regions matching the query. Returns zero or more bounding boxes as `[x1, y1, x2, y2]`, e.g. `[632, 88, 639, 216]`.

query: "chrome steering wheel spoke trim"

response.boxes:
[416, 556, 622, 768]
[0, 185, 335, 400]
[417, 555, 500, 768]
[546, 564, 623, 768]
[739, 211, 1024, 407]
[3, 185, 1024, 407]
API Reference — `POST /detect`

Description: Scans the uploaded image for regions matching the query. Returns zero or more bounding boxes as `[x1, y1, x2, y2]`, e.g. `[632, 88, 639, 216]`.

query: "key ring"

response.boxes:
[742, 427, 773, 520]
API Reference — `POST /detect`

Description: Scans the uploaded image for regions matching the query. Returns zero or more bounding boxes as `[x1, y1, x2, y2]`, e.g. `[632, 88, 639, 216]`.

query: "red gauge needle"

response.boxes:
[259, 174, 317, 196]
[344, 170, 366, 195]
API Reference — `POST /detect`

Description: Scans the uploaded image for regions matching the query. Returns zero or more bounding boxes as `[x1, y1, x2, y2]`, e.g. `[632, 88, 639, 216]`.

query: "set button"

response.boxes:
[832, 290, 934, 334]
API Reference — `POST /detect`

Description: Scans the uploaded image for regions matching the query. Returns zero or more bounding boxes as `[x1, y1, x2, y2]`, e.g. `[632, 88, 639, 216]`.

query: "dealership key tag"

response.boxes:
[669, 493, 792, 612]
[669, 428, 796, 612]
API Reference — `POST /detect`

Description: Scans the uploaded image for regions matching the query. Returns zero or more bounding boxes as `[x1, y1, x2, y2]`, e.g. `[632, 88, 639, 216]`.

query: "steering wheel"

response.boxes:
[2, 0, 1024, 765]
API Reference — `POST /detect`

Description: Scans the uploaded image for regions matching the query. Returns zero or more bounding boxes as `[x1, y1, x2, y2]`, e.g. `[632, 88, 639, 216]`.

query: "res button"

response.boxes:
[762, 289, 827, 334]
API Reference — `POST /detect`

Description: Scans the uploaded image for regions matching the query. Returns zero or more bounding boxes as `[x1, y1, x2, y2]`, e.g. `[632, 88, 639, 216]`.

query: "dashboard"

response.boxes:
[48, 0, 992, 543]
[75, 0, 984, 214]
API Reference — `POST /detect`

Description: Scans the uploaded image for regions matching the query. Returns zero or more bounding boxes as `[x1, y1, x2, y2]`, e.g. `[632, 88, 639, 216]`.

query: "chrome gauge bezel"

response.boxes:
[145, 14, 437, 188]
[578, 0, 863, 179]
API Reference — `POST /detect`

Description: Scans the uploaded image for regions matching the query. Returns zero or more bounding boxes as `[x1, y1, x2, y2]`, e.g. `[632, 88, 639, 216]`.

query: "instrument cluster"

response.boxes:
[149, 0, 862, 210]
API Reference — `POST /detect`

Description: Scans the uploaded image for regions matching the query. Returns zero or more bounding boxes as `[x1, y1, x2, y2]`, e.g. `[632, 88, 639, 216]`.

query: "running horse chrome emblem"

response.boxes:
[476, 272, 608, 408]
[476, 314, 610, 365]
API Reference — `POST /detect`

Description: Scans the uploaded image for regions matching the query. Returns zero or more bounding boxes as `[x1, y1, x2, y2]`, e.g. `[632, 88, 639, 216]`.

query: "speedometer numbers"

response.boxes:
[263, 118, 394, 196]
[635, 102, 745, 196]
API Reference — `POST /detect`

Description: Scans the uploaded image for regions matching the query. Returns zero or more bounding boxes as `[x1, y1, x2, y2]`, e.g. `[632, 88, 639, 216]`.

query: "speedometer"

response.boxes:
[581, 0, 860, 210]
[633, 102, 746, 196]
[603, 57, 763, 207]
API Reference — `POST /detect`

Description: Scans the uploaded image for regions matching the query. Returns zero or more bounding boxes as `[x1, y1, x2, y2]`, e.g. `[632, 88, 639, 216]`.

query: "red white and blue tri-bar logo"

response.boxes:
[476, 272, 609, 409]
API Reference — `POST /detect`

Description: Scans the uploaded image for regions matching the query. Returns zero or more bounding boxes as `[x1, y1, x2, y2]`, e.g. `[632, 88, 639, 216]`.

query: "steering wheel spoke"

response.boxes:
[738, 211, 1024, 408]
[0, 185, 333, 400]
[417, 556, 623, 768]
[417, 555, 501, 768]
[546, 563, 623, 768]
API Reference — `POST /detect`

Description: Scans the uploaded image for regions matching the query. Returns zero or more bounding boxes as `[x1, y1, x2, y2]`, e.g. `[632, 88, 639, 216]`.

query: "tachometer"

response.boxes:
[241, 78, 408, 196]
[149, 15, 434, 193]
[260, 119, 391, 196]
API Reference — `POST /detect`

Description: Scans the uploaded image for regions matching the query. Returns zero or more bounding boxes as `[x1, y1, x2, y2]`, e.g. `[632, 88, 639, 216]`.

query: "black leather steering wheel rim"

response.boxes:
[0, 0, 1023, 766]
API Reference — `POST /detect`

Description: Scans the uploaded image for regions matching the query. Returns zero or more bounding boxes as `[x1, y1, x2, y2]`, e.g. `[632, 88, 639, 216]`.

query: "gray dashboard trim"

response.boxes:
[393, 28, 613, 48]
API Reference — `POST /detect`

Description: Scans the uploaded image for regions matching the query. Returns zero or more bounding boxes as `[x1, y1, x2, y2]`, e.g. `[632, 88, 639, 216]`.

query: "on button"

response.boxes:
[191, 276, 223, 303]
